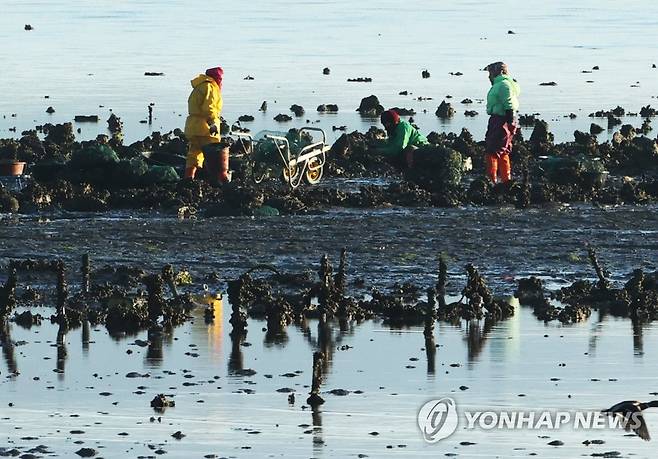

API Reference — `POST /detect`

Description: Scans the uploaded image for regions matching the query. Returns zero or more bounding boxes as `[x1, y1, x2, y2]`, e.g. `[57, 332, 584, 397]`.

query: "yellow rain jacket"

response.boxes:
[184, 74, 223, 138]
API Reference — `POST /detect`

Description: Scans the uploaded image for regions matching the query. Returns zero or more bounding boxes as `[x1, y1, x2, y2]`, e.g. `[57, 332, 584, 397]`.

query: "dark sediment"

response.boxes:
[513, 246, 658, 324]
[435, 101, 455, 118]
[290, 105, 305, 117]
[356, 96, 384, 117]
[317, 104, 338, 113]
[274, 114, 293, 122]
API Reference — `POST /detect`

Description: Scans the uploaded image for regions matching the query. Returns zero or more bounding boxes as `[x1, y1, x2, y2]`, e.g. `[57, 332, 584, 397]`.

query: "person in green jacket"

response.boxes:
[378, 109, 429, 168]
[485, 61, 521, 184]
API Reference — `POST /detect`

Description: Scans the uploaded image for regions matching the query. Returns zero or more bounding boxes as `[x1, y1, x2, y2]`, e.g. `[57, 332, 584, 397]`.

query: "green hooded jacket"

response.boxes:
[380, 120, 429, 157]
[486, 74, 521, 116]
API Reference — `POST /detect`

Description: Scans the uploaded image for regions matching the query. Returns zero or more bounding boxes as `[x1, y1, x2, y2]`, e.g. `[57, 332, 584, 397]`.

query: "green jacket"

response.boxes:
[380, 120, 429, 157]
[486, 74, 521, 116]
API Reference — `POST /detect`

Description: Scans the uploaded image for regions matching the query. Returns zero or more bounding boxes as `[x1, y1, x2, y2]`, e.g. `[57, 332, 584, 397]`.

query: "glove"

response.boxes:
[209, 123, 219, 135]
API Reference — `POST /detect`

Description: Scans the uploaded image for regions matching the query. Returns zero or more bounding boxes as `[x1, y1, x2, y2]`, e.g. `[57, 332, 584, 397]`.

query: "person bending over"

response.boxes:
[378, 109, 429, 168]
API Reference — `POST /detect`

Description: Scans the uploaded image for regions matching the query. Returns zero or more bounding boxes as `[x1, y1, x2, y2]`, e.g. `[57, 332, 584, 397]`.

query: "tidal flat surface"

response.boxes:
[0, 205, 657, 457]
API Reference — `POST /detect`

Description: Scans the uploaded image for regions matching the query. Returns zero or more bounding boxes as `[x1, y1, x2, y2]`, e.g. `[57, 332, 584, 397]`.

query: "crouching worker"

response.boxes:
[485, 61, 521, 184]
[378, 109, 429, 168]
[184, 66, 230, 183]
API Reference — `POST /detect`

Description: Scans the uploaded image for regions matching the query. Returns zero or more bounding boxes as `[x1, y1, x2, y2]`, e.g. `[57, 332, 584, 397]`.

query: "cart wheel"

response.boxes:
[305, 157, 323, 185]
[282, 164, 300, 183]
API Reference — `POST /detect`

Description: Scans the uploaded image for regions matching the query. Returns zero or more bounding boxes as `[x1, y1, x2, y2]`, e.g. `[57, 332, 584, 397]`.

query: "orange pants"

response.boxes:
[485, 115, 515, 184]
[486, 153, 511, 184]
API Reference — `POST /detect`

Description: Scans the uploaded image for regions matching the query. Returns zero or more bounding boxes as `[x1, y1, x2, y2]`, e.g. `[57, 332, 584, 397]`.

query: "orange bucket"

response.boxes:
[0, 161, 26, 176]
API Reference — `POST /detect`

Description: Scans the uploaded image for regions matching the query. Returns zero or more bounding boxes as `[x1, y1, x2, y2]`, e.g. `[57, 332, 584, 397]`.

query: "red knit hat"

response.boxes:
[205, 67, 224, 84]
[380, 109, 400, 125]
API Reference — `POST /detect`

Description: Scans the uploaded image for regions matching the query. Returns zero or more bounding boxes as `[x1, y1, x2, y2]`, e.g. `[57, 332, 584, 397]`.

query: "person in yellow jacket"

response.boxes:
[183, 67, 229, 181]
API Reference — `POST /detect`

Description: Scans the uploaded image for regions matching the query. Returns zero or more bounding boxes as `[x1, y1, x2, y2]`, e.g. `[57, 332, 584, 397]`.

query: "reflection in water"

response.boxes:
[312, 408, 324, 452]
[423, 291, 436, 376]
[298, 318, 312, 341]
[264, 324, 289, 347]
[147, 327, 164, 364]
[228, 333, 245, 375]
[300, 318, 363, 375]
[312, 407, 323, 427]
[3, 302, 658, 457]
[206, 297, 223, 364]
[465, 318, 495, 363]
[632, 320, 644, 357]
[82, 320, 90, 354]
[336, 318, 356, 340]
[0, 320, 17, 375]
[56, 322, 68, 378]
[588, 309, 607, 357]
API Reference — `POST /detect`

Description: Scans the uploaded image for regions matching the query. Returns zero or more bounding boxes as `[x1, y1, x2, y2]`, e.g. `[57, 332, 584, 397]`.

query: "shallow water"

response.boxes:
[2, 303, 658, 458]
[2, 1, 658, 143]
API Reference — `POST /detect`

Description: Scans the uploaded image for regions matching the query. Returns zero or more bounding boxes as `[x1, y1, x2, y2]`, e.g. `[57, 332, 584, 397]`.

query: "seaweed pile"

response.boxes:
[226, 250, 515, 336]
[224, 249, 518, 399]
[0, 254, 199, 335]
[224, 245, 658, 336]
[515, 245, 658, 324]
[4, 245, 655, 337]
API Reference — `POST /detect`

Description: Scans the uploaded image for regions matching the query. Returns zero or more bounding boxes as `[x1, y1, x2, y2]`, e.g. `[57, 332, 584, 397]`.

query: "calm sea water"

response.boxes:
[2, 1, 658, 143]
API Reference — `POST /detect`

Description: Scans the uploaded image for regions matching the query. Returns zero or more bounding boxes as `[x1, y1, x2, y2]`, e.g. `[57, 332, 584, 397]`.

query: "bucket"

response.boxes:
[201, 142, 230, 183]
[0, 161, 26, 176]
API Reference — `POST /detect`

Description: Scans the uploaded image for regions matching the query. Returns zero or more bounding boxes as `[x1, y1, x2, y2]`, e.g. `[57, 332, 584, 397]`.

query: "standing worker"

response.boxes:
[183, 66, 230, 182]
[378, 109, 429, 168]
[484, 62, 520, 184]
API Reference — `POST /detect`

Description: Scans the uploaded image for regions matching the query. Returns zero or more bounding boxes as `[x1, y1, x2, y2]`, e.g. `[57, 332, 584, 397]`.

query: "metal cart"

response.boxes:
[230, 125, 329, 188]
